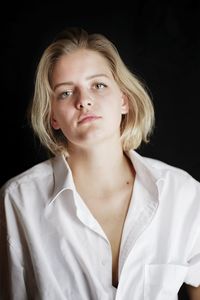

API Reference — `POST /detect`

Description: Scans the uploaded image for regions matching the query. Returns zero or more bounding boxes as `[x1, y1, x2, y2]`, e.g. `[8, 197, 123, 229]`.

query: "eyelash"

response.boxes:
[57, 82, 108, 100]
[58, 91, 73, 100]
[95, 82, 107, 89]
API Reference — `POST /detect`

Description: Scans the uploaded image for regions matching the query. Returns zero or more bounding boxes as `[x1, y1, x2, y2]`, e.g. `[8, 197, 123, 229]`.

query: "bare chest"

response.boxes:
[83, 187, 133, 287]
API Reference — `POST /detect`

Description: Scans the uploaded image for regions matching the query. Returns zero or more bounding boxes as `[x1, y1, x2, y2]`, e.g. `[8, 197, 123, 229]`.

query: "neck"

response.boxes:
[66, 141, 134, 196]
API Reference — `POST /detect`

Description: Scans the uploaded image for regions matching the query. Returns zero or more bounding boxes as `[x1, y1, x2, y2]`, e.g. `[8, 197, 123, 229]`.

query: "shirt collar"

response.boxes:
[127, 150, 164, 206]
[49, 154, 76, 204]
[49, 150, 164, 205]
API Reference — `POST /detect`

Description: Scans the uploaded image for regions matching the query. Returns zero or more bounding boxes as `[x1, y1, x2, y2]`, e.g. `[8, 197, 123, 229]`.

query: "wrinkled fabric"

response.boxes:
[0, 150, 200, 300]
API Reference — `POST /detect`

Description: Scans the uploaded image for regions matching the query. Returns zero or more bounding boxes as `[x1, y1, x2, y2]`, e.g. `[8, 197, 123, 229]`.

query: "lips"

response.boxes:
[78, 114, 102, 124]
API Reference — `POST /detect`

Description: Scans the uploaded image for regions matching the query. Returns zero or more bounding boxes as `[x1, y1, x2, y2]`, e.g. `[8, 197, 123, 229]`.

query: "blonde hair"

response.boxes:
[30, 27, 155, 156]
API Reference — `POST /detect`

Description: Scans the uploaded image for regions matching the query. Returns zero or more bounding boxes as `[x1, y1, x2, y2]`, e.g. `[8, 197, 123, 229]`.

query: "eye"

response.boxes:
[95, 82, 107, 89]
[58, 90, 73, 100]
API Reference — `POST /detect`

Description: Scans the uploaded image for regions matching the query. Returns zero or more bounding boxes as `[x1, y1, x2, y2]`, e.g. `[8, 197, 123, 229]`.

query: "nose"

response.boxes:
[78, 101, 92, 109]
[76, 90, 93, 110]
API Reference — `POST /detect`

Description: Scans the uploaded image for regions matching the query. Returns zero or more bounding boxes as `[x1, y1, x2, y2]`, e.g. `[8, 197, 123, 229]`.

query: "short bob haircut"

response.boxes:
[30, 27, 155, 156]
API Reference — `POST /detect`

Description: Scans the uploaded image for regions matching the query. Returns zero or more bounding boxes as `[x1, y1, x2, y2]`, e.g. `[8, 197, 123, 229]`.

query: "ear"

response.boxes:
[51, 114, 60, 130]
[121, 93, 129, 115]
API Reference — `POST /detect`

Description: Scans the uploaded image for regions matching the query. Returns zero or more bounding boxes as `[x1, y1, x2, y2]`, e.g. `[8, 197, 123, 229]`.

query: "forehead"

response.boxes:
[51, 49, 112, 83]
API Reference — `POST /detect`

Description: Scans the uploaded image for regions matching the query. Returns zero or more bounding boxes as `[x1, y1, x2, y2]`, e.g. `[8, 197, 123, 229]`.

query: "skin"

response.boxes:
[51, 49, 134, 287]
[51, 49, 129, 150]
[186, 285, 200, 300]
[50, 49, 200, 296]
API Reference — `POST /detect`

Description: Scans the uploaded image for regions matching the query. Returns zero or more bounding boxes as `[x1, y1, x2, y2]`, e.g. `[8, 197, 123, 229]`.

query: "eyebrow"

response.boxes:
[53, 73, 110, 91]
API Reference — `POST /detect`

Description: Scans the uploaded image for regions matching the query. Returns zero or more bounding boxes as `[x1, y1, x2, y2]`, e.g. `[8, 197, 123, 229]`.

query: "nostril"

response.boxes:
[79, 102, 92, 108]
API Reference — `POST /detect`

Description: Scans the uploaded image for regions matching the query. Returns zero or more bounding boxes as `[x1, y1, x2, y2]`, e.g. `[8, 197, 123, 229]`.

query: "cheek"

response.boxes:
[51, 104, 66, 128]
[51, 105, 60, 129]
[54, 106, 76, 130]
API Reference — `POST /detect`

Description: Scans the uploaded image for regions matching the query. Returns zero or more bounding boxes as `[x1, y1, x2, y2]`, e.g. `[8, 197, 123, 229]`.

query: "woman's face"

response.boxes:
[51, 49, 129, 151]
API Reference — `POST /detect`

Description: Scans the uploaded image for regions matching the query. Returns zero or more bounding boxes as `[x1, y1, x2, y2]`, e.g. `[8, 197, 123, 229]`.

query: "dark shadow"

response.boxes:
[178, 284, 189, 300]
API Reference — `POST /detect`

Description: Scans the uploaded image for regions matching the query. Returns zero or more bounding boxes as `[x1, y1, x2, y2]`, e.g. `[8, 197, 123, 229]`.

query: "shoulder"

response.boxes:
[131, 150, 200, 191]
[0, 158, 54, 196]
[144, 156, 187, 174]
[143, 155, 200, 206]
[145, 156, 199, 183]
[139, 156, 200, 230]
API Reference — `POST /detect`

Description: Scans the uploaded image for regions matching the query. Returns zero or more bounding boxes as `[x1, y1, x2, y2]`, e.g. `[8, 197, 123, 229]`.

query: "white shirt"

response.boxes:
[0, 150, 200, 300]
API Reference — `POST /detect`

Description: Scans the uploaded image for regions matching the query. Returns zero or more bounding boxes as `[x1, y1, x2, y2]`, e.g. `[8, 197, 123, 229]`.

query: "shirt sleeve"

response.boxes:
[185, 228, 200, 287]
[184, 177, 200, 287]
[0, 188, 28, 300]
[0, 205, 11, 299]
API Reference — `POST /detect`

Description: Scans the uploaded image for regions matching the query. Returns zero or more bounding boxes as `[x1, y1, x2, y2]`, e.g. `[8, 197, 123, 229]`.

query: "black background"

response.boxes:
[1, 1, 200, 187]
[1, 1, 200, 298]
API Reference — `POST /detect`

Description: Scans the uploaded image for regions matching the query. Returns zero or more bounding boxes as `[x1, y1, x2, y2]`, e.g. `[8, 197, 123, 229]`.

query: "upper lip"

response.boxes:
[78, 113, 101, 123]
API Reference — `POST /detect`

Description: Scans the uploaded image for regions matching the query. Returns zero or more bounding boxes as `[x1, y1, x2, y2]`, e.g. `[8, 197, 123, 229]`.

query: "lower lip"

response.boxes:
[78, 116, 101, 124]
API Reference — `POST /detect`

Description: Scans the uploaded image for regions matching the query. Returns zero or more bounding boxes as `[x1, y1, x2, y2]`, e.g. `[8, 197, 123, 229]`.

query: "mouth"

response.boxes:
[78, 115, 102, 125]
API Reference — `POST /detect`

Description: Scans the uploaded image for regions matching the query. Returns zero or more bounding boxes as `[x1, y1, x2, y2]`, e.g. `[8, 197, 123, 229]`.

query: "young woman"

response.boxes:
[0, 27, 199, 300]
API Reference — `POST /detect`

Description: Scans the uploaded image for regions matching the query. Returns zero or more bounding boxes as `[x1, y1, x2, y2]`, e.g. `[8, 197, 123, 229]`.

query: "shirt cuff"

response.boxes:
[185, 257, 200, 287]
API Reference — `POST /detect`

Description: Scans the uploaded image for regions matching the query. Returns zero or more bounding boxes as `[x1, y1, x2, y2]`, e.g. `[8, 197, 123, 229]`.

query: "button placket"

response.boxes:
[99, 239, 113, 288]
